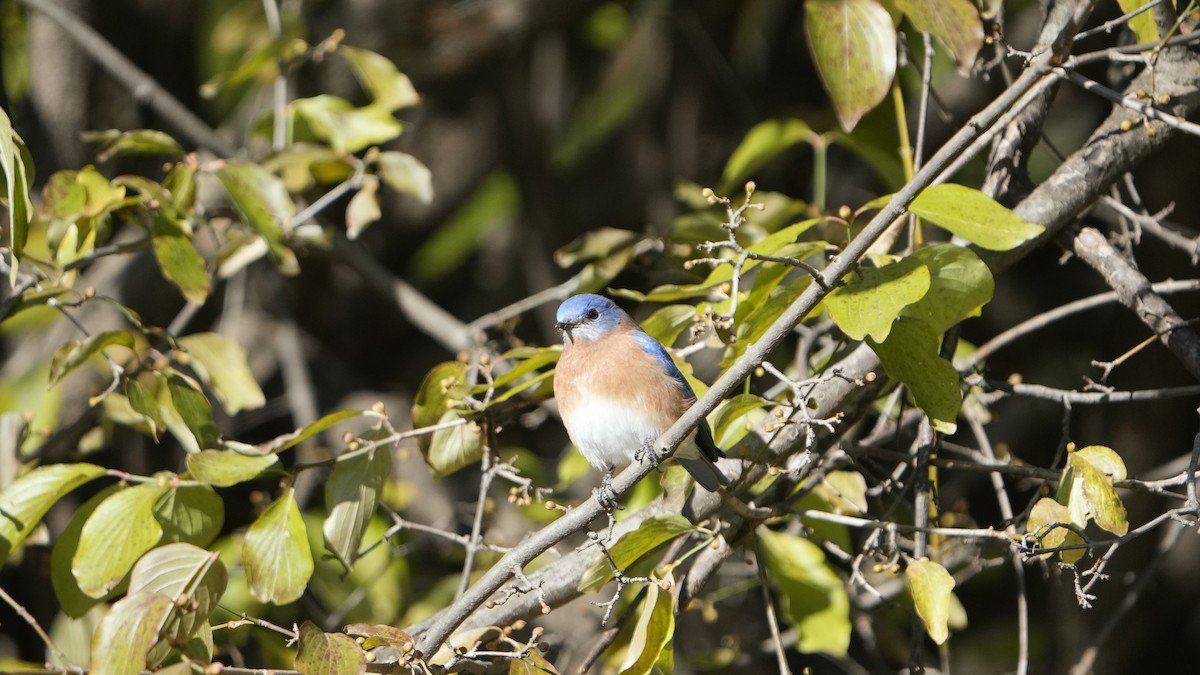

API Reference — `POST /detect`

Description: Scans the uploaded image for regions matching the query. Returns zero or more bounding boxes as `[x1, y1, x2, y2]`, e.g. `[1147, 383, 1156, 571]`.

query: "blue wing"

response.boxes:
[630, 330, 695, 396]
[630, 330, 725, 462]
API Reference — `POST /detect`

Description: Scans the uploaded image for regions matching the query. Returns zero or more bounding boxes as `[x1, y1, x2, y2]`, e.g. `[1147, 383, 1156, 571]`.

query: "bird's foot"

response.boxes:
[634, 441, 661, 469]
[594, 470, 622, 512]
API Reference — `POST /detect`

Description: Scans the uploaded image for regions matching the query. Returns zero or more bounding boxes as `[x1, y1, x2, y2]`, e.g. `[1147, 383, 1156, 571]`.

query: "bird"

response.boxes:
[552, 293, 729, 500]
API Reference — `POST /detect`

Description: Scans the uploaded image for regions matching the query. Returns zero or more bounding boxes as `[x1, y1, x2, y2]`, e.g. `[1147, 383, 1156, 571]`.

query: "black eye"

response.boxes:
[586, 308, 600, 321]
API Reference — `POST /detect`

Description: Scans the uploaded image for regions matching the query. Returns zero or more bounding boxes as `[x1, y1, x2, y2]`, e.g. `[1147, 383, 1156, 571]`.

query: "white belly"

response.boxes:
[562, 395, 663, 470]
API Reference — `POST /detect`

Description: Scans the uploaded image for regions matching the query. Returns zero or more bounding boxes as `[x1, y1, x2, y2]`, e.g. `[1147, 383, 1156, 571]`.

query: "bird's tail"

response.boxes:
[678, 456, 730, 492]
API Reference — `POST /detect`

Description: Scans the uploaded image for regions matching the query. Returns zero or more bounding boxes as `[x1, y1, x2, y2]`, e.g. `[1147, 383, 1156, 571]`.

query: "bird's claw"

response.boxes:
[634, 442, 661, 469]
[594, 471, 622, 511]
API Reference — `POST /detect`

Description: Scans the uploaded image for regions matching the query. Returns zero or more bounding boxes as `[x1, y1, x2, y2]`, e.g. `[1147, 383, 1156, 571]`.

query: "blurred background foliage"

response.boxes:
[0, 0, 1199, 673]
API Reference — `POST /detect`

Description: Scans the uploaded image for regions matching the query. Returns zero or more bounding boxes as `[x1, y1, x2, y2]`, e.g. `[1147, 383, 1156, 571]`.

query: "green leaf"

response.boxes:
[73, 484, 167, 598]
[868, 319, 961, 433]
[805, 0, 897, 131]
[719, 119, 814, 194]
[757, 527, 851, 656]
[151, 214, 209, 304]
[375, 151, 433, 204]
[178, 332, 266, 415]
[165, 371, 221, 451]
[617, 574, 675, 675]
[323, 438, 392, 570]
[906, 557, 955, 645]
[292, 95, 404, 153]
[409, 170, 518, 284]
[826, 257, 931, 341]
[1117, 0, 1160, 44]
[81, 129, 185, 162]
[909, 183, 1044, 251]
[413, 362, 472, 437]
[640, 304, 698, 347]
[129, 542, 227, 663]
[0, 105, 33, 280]
[87, 591, 174, 675]
[345, 175, 381, 240]
[579, 515, 697, 593]
[0, 463, 106, 564]
[215, 160, 298, 274]
[893, 0, 983, 71]
[900, 244, 993, 333]
[49, 330, 135, 384]
[295, 621, 367, 675]
[709, 393, 770, 449]
[243, 488, 313, 604]
[339, 45, 420, 112]
[154, 485, 224, 547]
[1025, 497, 1085, 564]
[52, 485, 120, 617]
[247, 408, 371, 455]
[125, 375, 163, 438]
[186, 449, 281, 487]
[76, 165, 126, 217]
[813, 470, 869, 515]
[42, 169, 87, 218]
[1065, 446, 1129, 536]
[424, 410, 484, 479]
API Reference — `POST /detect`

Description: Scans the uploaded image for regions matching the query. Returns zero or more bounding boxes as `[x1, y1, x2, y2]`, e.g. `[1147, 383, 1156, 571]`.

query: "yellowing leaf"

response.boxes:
[345, 176, 381, 239]
[805, 0, 898, 131]
[294, 621, 366, 675]
[243, 488, 313, 604]
[0, 463, 106, 564]
[758, 527, 851, 656]
[376, 151, 433, 204]
[88, 591, 174, 675]
[1067, 448, 1129, 536]
[323, 438, 392, 571]
[617, 573, 675, 675]
[894, 0, 983, 72]
[73, 484, 167, 598]
[339, 45, 420, 112]
[1026, 497, 1085, 564]
[906, 558, 955, 645]
[909, 184, 1044, 251]
[826, 257, 931, 341]
[178, 332, 266, 415]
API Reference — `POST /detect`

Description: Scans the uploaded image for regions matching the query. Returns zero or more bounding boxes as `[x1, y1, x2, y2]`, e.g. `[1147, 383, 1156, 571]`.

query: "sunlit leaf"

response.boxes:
[151, 214, 209, 304]
[617, 573, 675, 675]
[48, 330, 134, 384]
[76, 165, 126, 217]
[894, 0, 983, 71]
[0, 463, 105, 564]
[186, 449, 281, 487]
[1066, 446, 1129, 536]
[345, 623, 414, 651]
[178, 332, 266, 415]
[813, 471, 868, 515]
[757, 527, 851, 656]
[323, 435, 392, 570]
[1117, 0, 1160, 44]
[805, 0, 897, 131]
[719, 119, 814, 194]
[129, 542, 227, 661]
[165, 371, 220, 451]
[243, 488, 313, 604]
[579, 515, 697, 593]
[73, 484, 167, 598]
[154, 485, 224, 547]
[869, 319, 960, 433]
[640, 304, 699, 347]
[215, 160, 298, 274]
[826, 257, 931, 341]
[906, 557, 955, 645]
[340, 45, 420, 112]
[87, 591, 173, 675]
[901, 244, 993, 333]
[909, 183, 1044, 251]
[51, 486, 119, 617]
[709, 393, 771, 450]
[247, 408, 371, 456]
[376, 151, 433, 204]
[295, 621, 366, 675]
[345, 175, 381, 239]
[81, 129, 185, 162]
[0, 106, 33, 280]
[1025, 497, 1086, 564]
[292, 95, 404, 153]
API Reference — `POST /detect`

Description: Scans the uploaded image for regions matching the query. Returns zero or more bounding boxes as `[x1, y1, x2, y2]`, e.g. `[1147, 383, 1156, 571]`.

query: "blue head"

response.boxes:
[555, 294, 628, 345]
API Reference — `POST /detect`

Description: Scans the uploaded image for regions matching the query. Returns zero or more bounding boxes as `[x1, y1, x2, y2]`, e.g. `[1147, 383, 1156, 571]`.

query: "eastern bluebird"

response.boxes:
[553, 294, 729, 495]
